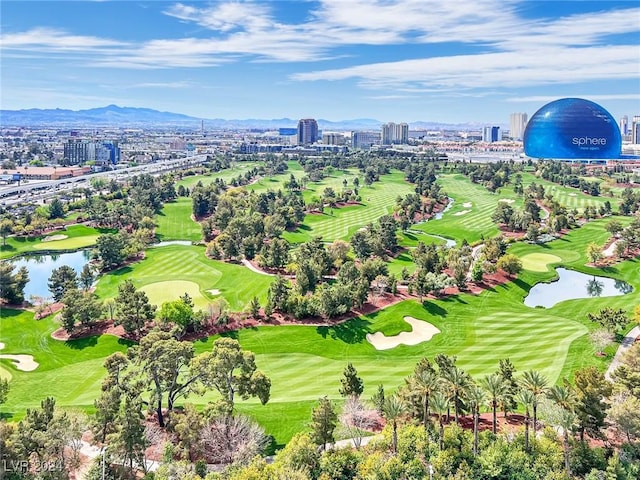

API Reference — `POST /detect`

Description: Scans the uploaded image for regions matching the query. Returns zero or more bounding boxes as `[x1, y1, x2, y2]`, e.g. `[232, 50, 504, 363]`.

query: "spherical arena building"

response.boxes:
[523, 98, 622, 161]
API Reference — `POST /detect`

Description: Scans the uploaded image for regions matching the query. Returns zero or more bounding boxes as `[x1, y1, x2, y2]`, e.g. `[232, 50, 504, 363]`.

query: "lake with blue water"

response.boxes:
[524, 267, 632, 308]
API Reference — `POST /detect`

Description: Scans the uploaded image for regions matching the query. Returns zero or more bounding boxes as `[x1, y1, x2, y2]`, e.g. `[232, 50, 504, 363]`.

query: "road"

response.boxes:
[0, 156, 207, 207]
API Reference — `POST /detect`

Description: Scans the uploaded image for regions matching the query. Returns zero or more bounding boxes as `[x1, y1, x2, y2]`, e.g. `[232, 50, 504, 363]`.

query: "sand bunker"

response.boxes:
[366, 316, 440, 350]
[42, 234, 68, 242]
[569, 193, 577, 196]
[0, 343, 39, 372]
[463, 202, 472, 208]
[207, 289, 221, 295]
[499, 198, 515, 203]
[453, 210, 470, 216]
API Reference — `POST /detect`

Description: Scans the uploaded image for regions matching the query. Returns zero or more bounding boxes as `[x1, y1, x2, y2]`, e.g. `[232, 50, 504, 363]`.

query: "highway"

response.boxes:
[0, 156, 206, 207]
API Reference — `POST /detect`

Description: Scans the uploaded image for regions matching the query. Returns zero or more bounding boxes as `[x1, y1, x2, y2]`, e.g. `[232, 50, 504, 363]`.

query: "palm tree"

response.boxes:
[481, 374, 506, 434]
[547, 384, 576, 411]
[411, 369, 440, 429]
[467, 385, 487, 456]
[516, 389, 535, 451]
[520, 370, 549, 434]
[431, 392, 449, 451]
[383, 395, 406, 454]
[442, 367, 471, 425]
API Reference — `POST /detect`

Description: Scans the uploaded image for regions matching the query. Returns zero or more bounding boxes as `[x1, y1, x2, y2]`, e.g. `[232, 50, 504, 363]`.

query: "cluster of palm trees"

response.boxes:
[386, 358, 554, 459]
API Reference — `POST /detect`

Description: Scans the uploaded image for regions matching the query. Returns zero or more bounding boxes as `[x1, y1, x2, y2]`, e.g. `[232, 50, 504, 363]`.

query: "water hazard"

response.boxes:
[524, 268, 632, 308]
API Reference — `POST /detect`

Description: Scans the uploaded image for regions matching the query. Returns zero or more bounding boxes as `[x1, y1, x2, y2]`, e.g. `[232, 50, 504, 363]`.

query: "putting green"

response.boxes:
[32, 235, 100, 251]
[520, 253, 562, 272]
[140, 280, 208, 309]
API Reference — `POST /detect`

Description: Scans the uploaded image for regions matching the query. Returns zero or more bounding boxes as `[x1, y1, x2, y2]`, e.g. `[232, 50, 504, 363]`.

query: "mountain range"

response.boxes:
[0, 104, 487, 131]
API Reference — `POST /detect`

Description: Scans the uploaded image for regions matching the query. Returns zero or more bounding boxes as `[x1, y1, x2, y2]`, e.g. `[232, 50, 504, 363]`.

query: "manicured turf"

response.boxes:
[0, 308, 132, 419]
[176, 162, 260, 189]
[141, 280, 210, 309]
[2, 173, 638, 447]
[155, 197, 202, 242]
[520, 253, 563, 272]
[282, 170, 415, 243]
[0, 225, 109, 259]
[414, 174, 521, 245]
[93, 244, 272, 311]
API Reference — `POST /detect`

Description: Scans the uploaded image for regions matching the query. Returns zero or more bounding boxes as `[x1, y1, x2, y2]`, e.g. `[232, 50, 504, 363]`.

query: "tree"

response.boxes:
[409, 368, 439, 429]
[467, 385, 487, 456]
[605, 219, 623, 237]
[540, 399, 576, 477]
[201, 414, 269, 465]
[586, 242, 603, 265]
[339, 395, 377, 449]
[608, 395, 640, 442]
[48, 198, 65, 219]
[497, 358, 518, 418]
[115, 280, 156, 336]
[94, 232, 129, 270]
[573, 367, 612, 442]
[131, 329, 203, 427]
[588, 307, 628, 333]
[442, 366, 471, 425]
[48, 265, 78, 302]
[157, 298, 195, 336]
[383, 395, 406, 454]
[79, 264, 95, 290]
[108, 390, 148, 476]
[431, 392, 449, 450]
[589, 329, 615, 356]
[310, 396, 338, 451]
[516, 389, 535, 451]
[196, 337, 271, 415]
[611, 343, 640, 398]
[0, 218, 13, 246]
[496, 254, 523, 277]
[60, 288, 103, 332]
[481, 374, 506, 434]
[174, 404, 204, 461]
[520, 370, 549, 434]
[0, 262, 29, 304]
[0, 378, 9, 405]
[248, 296, 261, 319]
[339, 362, 364, 397]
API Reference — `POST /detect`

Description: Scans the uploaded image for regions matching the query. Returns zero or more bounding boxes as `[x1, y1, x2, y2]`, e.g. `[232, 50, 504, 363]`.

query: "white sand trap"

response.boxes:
[207, 289, 221, 295]
[0, 343, 38, 371]
[603, 240, 618, 257]
[453, 210, 470, 216]
[463, 202, 472, 208]
[569, 193, 577, 196]
[366, 316, 440, 350]
[42, 234, 68, 242]
[499, 198, 515, 203]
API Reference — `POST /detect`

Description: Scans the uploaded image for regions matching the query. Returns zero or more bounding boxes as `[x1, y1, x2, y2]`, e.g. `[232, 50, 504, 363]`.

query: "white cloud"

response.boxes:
[507, 94, 640, 103]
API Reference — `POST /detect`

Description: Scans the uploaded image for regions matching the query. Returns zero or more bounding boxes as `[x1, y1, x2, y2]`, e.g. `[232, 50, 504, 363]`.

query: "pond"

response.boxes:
[524, 268, 633, 308]
[8, 250, 92, 300]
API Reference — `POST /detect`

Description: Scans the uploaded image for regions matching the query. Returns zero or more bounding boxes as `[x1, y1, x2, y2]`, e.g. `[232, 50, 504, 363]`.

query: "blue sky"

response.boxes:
[1, 0, 639, 124]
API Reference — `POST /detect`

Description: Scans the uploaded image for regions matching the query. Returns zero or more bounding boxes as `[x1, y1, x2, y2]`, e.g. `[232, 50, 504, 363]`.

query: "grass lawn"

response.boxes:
[0, 308, 132, 419]
[414, 174, 521, 245]
[155, 197, 202, 242]
[519, 172, 619, 212]
[0, 225, 111, 260]
[93, 244, 272, 311]
[176, 162, 261, 189]
[282, 170, 415, 243]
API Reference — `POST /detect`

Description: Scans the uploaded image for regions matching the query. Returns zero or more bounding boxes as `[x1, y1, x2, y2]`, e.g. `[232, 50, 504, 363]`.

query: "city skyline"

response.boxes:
[1, 1, 639, 124]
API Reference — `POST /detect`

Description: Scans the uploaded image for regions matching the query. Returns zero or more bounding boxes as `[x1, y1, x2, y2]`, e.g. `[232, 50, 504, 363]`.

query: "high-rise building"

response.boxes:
[509, 112, 528, 140]
[619, 116, 629, 136]
[483, 126, 501, 143]
[381, 122, 409, 144]
[632, 116, 640, 145]
[322, 133, 346, 145]
[63, 139, 120, 166]
[352, 131, 381, 149]
[297, 118, 319, 145]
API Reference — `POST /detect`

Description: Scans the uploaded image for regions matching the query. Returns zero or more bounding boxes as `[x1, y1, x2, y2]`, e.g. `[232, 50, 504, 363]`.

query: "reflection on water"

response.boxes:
[524, 268, 632, 308]
[8, 250, 92, 300]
